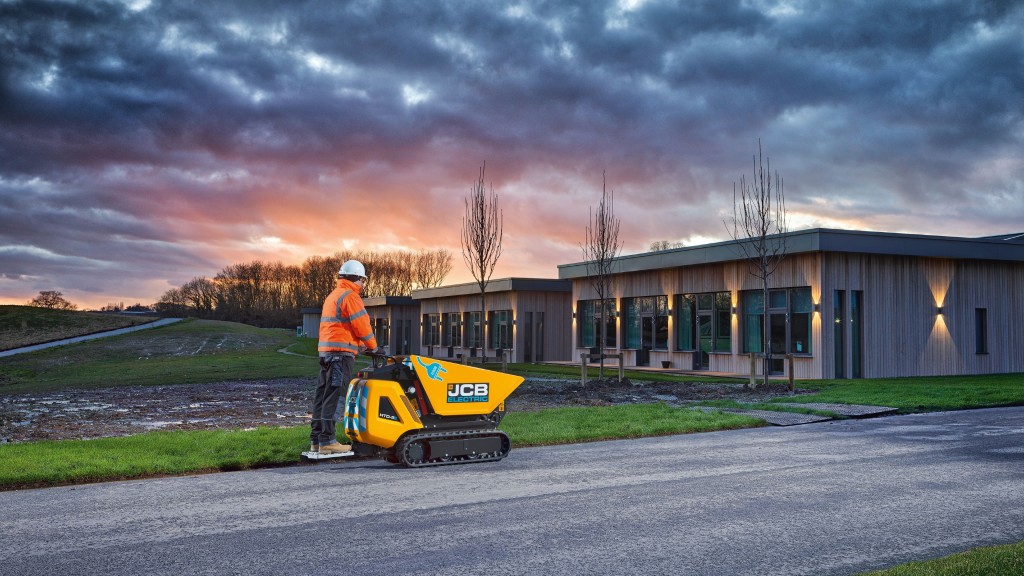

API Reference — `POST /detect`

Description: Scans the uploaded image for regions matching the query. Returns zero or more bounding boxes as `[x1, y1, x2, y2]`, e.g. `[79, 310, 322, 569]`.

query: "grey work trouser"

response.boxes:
[311, 354, 355, 446]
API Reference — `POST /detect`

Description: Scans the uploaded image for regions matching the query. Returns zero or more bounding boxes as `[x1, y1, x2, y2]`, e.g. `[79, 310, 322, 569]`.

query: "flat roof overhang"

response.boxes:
[558, 228, 1024, 279]
[411, 277, 571, 300]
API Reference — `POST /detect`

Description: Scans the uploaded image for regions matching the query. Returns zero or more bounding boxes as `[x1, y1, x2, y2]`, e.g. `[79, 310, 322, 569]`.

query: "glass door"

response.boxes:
[523, 312, 533, 363]
[639, 316, 654, 366]
[535, 312, 544, 362]
[833, 290, 845, 378]
[851, 291, 863, 378]
[698, 313, 712, 369]
[769, 313, 787, 374]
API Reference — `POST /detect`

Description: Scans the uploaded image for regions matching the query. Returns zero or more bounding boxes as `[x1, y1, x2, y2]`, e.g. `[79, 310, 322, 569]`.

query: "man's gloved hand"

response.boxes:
[366, 347, 385, 355]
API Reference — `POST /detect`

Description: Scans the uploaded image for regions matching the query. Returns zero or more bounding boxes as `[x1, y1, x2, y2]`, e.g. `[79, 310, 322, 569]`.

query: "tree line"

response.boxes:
[155, 249, 452, 327]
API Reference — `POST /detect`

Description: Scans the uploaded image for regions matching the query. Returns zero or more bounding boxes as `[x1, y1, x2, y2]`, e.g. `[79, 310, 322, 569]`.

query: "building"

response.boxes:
[411, 278, 573, 363]
[557, 229, 1024, 379]
[363, 296, 420, 355]
[300, 307, 320, 339]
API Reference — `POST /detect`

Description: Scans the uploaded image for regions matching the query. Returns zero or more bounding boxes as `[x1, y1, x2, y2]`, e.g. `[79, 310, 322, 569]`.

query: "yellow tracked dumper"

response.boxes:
[338, 354, 524, 467]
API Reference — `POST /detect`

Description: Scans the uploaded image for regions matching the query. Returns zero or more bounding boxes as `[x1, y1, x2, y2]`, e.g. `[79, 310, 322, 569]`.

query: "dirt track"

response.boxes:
[0, 376, 806, 443]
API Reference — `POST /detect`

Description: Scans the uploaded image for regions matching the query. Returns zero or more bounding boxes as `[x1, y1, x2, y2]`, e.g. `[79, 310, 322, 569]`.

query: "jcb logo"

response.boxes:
[447, 383, 489, 403]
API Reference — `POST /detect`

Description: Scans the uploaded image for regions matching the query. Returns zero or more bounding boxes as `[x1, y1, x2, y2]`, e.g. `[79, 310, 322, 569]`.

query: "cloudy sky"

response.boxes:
[2, 0, 1022, 309]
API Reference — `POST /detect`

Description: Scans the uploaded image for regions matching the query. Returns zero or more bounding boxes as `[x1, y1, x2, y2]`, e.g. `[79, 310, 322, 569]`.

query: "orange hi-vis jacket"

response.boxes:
[318, 279, 378, 356]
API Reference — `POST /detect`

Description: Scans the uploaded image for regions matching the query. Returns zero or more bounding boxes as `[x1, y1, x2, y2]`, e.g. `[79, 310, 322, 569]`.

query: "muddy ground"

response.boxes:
[0, 377, 807, 443]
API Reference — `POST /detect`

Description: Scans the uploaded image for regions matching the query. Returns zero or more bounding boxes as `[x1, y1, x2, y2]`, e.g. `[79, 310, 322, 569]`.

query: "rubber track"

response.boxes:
[396, 429, 510, 468]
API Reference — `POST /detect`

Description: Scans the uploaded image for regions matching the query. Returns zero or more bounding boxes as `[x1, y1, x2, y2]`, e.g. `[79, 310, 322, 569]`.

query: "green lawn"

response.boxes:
[773, 373, 1024, 413]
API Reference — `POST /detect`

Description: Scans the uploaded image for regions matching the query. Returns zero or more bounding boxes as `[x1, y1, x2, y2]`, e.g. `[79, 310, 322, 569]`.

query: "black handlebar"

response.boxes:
[367, 352, 394, 369]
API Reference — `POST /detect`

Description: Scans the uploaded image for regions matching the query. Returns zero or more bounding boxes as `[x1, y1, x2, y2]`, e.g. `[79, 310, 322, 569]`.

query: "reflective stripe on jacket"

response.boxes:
[318, 279, 377, 355]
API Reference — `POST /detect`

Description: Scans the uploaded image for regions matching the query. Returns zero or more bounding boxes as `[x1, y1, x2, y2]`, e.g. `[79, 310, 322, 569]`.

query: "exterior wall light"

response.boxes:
[731, 306, 737, 315]
[813, 303, 820, 313]
[937, 306, 944, 315]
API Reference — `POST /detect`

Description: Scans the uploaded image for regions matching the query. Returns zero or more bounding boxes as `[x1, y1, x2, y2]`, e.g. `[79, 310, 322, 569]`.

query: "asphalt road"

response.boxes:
[2, 407, 1023, 576]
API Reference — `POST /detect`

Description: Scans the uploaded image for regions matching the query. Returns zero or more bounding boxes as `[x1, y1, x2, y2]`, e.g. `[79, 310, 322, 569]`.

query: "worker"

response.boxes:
[311, 259, 381, 454]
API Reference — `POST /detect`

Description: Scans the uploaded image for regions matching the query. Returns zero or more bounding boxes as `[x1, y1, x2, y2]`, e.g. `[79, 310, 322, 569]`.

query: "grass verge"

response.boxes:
[863, 540, 1024, 575]
[773, 373, 1024, 413]
[0, 427, 309, 489]
[0, 403, 762, 490]
[503, 402, 764, 446]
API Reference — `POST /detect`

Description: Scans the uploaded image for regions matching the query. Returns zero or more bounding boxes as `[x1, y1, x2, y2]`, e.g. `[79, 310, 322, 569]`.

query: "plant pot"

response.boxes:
[661, 361, 671, 369]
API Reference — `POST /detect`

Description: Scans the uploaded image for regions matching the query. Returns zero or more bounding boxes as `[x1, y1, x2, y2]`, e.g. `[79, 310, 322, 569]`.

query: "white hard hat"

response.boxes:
[339, 259, 367, 279]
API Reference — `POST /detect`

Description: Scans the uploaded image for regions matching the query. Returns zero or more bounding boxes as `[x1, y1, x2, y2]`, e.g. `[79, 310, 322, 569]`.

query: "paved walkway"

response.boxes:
[0, 318, 183, 358]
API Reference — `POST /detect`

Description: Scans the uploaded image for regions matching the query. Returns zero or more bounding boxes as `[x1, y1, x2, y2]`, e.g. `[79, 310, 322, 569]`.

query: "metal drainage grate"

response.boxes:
[777, 403, 898, 417]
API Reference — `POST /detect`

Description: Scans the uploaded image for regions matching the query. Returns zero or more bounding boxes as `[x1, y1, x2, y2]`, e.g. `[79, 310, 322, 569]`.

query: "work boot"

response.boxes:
[319, 441, 351, 454]
[309, 443, 318, 453]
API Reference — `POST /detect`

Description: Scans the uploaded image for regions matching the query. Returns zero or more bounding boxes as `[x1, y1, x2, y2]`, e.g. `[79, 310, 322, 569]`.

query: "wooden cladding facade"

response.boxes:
[821, 253, 1024, 378]
[569, 249, 1024, 378]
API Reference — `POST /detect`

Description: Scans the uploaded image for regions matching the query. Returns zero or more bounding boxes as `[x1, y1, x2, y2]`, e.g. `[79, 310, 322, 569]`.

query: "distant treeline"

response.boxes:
[156, 249, 452, 328]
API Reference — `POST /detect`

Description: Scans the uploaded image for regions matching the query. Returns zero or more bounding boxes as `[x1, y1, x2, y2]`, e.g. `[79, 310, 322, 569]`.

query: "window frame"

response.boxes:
[488, 309, 512, 350]
[622, 295, 669, 351]
[422, 313, 441, 347]
[675, 292, 730, 353]
[740, 287, 814, 357]
[576, 299, 617, 349]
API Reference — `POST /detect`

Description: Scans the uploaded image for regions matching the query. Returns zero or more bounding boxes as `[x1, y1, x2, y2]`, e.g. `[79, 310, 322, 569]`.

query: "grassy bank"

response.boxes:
[0, 404, 763, 490]
[0, 305, 155, 351]
[0, 319, 315, 394]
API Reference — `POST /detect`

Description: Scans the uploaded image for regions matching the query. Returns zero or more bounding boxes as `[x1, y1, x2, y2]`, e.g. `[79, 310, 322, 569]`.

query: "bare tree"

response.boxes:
[414, 249, 453, 289]
[649, 240, 684, 251]
[155, 287, 188, 316]
[180, 277, 217, 318]
[460, 162, 503, 360]
[27, 290, 77, 310]
[580, 172, 623, 380]
[726, 139, 788, 388]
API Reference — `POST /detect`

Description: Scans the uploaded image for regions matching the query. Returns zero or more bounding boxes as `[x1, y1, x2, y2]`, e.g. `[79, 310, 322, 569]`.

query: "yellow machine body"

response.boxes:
[344, 377, 423, 449]
[344, 356, 524, 454]
[409, 355, 524, 417]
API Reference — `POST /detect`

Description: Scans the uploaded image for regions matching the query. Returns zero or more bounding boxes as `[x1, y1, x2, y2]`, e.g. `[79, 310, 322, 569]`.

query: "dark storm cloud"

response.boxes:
[1, 0, 1022, 306]
[4, 0, 1021, 171]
